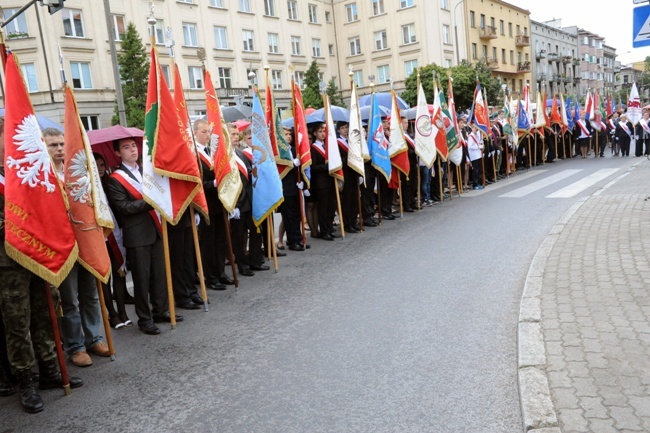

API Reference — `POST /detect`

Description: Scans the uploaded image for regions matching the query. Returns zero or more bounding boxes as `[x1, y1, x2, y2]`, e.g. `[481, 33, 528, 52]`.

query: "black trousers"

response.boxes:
[341, 166, 359, 229]
[199, 213, 227, 284]
[127, 238, 168, 327]
[168, 222, 196, 304]
[279, 195, 302, 246]
[361, 164, 376, 220]
[314, 186, 336, 235]
[230, 211, 263, 269]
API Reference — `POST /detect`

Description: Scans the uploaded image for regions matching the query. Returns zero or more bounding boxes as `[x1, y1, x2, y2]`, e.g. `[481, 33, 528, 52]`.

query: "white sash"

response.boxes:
[577, 120, 590, 138]
[113, 168, 143, 193]
[619, 121, 632, 138]
[640, 119, 650, 135]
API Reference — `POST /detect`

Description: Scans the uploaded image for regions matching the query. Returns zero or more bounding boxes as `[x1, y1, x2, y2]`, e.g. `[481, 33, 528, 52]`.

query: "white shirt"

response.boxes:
[124, 163, 143, 183]
[467, 131, 484, 162]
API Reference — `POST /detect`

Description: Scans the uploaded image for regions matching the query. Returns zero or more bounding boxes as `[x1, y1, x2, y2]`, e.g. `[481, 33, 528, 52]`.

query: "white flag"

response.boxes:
[414, 83, 437, 168]
[347, 84, 367, 179]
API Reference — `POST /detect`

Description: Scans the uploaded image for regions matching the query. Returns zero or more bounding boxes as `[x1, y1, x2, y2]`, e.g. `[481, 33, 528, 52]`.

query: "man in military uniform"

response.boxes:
[0, 116, 83, 413]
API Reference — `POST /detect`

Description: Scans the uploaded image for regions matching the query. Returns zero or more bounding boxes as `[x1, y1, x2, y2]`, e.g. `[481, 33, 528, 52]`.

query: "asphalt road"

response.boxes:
[1, 153, 636, 433]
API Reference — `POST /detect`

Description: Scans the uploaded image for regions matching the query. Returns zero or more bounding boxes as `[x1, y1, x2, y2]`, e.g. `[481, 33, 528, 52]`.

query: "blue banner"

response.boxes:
[368, 93, 392, 182]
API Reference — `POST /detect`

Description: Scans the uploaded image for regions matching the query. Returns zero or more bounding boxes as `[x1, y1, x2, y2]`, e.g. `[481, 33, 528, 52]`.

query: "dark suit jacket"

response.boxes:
[200, 157, 225, 216]
[234, 148, 252, 213]
[105, 163, 159, 248]
[310, 144, 332, 190]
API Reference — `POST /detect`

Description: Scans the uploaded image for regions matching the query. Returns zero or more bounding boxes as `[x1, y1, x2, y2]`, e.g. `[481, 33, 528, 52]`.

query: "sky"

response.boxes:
[512, 0, 650, 66]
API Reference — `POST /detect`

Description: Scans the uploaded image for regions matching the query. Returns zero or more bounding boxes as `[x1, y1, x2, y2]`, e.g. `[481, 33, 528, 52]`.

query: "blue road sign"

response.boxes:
[633, 5, 650, 48]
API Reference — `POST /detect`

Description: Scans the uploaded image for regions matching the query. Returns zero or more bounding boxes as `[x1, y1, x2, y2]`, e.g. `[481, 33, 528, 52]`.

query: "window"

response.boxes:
[2, 9, 28, 37]
[79, 115, 100, 131]
[291, 36, 302, 55]
[353, 70, 364, 87]
[346, 3, 358, 22]
[312, 39, 321, 57]
[21, 63, 38, 92]
[501, 48, 506, 63]
[492, 47, 497, 59]
[440, 0, 449, 9]
[214, 26, 228, 49]
[268, 33, 279, 53]
[325, 11, 331, 23]
[523, 27, 528, 36]
[179, 0, 193, 3]
[161, 65, 172, 89]
[210, 0, 224, 7]
[500, 20, 504, 35]
[218, 67, 232, 88]
[70, 62, 92, 89]
[374, 30, 387, 50]
[510, 50, 514, 65]
[469, 11, 475, 28]
[154, 20, 165, 44]
[264, 0, 276, 16]
[442, 25, 450, 44]
[405, 59, 418, 77]
[328, 44, 334, 55]
[308, 4, 318, 23]
[471, 43, 477, 59]
[516, 24, 520, 35]
[372, 0, 385, 16]
[508, 22, 512, 37]
[480, 14, 485, 28]
[402, 24, 416, 45]
[188, 66, 203, 89]
[242, 30, 254, 51]
[517, 51, 522, 63]
[349, 37, 361, 55]
[239, 0, 251, 13]
[295, 71, 305, 88]
[482, 45, 487, 59]
[401, 0, 414, 8]
[62, 8, 84, 38]
[288, 1, 299, 20]
[182, 23, 198, 47]
[272, 70, 283, 89]
[111, 15, 126, 41]
[377, 65, 390, 83]
[444, 59, 452, 68]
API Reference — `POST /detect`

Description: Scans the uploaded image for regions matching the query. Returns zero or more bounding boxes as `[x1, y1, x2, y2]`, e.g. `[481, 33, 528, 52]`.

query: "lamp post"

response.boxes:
[453, 0, 465, 66]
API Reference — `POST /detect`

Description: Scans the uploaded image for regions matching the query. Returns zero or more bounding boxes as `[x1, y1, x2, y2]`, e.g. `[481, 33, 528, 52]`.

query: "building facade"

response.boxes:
[530, 19, 578, 99]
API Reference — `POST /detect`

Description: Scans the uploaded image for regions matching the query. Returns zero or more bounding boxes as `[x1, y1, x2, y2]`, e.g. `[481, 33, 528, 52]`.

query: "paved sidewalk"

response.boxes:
[518, 158, 650, 433]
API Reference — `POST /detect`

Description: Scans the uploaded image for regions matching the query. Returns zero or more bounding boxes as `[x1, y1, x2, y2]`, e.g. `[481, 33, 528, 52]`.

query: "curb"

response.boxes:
[516, 160, 644, 433]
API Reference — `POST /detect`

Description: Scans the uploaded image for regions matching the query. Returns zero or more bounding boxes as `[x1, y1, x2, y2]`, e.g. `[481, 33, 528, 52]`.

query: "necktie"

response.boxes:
[205, 146, 211, 156]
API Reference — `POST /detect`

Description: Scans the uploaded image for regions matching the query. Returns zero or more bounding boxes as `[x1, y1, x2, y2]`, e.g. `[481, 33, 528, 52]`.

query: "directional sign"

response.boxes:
[633, 5, 650, 47]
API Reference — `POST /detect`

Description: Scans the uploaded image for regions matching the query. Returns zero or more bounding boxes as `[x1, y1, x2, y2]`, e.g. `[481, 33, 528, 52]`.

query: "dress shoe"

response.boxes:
[239, 268, 255, 276]
[219, 275, 235, 285]
[153, 314, 184, 323]
[109, 316, 124, 329]
[139, 323, 161, 335]
[288, 243, 305, 251]
[250, 264, 270, 271]
[208, 282, 227, 291]
[321, 234, 334, 241]
[275, 250, 287, 257]
[404, 207, 414, 213]
[17, 369, 43, 414]
[190, 295, 209, 305]
[38, 360, 83, 390]
[88, 342, 110, 357]
[383, 214, 396, 221]
[345, 226, 359, 233]
[363, 219, 377, 227]
[329, 232, 341, 239]
[70, 351, 93, 367]
[177, 301, 201, 310]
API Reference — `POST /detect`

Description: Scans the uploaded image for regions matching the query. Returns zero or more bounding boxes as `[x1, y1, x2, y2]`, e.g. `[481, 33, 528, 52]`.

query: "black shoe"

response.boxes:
[0, 367, 15, 397]
[288, 243, 305, 251]
[153, 314, 184, 323]
[321, 234, 334, 241]
[275, 250, 287, 257]
[219, 275, 235, 285]
[139, 323, 161, 335]
[344, 226, 359, 233]
[208, 282, 227, 291]
[238, 268, 255, 276]
[363, 219, 377, 227]
[17, 369, 43, 414]
[190, 295, 209, 305]
[383, 214, 396, 220]
[176, 301, 201, 310]
[404, 208, 414, 213]
[250, 264, 270, 271]
[37, 360, 83, 390]
[329, 232, 341, 239]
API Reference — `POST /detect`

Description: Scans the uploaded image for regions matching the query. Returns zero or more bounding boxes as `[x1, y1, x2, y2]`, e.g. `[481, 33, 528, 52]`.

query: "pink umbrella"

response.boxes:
[234, 120, 251, 132]
[87, 125, 144, 170]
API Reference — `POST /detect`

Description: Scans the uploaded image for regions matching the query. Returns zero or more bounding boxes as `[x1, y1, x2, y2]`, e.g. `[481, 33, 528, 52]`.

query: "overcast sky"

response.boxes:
[513, 0, 650, 66]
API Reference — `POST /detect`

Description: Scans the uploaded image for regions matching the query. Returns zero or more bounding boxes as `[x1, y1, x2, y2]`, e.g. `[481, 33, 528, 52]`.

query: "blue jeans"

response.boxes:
[419, 166, 431, 200]
[59, 263, 103, 354]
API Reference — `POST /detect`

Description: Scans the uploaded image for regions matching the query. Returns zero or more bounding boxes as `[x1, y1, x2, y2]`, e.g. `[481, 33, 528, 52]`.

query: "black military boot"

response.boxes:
[38, 359, 83, 390]
[17, 369, 44, 413]
[0, 366, 15, 396]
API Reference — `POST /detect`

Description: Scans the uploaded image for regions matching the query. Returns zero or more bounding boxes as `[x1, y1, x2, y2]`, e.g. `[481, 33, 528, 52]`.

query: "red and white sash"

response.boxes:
[404, 134, 415, 149]
[234, 153, 249, 181]
[619, 121, 632, 138]
[577, 120, 590, 138]
[198, 147, 213, 170]
[337, 138, 349, 152]
[110, 169, 162, 232]
[242, 147, 253, 163]
[311, 142, 327, 160]
[0, 173, 5, 196]
[640, 119, 650, 135]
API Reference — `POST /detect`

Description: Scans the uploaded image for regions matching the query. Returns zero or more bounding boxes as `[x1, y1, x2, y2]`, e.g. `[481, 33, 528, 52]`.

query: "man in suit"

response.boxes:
[105, 138, 181, 335]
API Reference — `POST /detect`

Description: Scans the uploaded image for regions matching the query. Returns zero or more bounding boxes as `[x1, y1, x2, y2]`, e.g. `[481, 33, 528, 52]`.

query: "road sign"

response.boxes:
[633, 5, 650, 47]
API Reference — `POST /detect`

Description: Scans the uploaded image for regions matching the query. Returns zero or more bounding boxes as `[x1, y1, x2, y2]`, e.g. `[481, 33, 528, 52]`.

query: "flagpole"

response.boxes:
[416, 71, 421, 210]
[527, 136, 532, 169]
[190, 208, 209, 310]
[456, 165, 463, 195]
[44, 282, 71, 396]
[290, 65, 308, 246]
[349, 69, 364, 232]
[370, 80, 382, 226]
[268, 215, 279, 272]
[96, 279, 115, 360]
[223, 213, 239, 288]
[437, 158, 443, 202]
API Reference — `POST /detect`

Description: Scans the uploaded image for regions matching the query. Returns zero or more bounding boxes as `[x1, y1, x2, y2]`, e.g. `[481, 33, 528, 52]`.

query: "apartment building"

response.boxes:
[530, 19, 579, 98]
[462, 0, 531, 97]
[561, 26, 612, 97]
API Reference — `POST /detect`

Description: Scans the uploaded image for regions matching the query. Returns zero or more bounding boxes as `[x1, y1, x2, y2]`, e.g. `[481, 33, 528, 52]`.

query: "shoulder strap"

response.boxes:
[109, 171, 162, 232]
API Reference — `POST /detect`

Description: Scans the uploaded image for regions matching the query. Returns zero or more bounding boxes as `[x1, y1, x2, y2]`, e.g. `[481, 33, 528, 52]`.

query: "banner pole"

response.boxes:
[44, 282, 71, 396]
[95, 278, 115, 360]
[161, 222, 177, 329]
[189, 207, 209, 311]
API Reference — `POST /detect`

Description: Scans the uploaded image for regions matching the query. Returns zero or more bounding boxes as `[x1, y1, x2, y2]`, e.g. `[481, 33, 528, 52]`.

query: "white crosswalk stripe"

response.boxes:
[499, 169, 583, 198]
[546, 168, 620, 198]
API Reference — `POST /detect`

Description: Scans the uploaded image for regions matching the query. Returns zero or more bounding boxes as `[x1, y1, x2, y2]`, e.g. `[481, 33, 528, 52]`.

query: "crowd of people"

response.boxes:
[1, 100, 647, 414]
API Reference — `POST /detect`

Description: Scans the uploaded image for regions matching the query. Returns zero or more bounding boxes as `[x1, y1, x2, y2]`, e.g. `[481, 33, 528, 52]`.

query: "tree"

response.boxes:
[326, 78, 346, 108]
[112, 22, 149, 129]
[301, 60, 324, 109]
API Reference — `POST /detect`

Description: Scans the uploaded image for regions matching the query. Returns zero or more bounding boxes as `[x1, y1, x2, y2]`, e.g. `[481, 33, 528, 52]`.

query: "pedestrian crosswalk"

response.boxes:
[546, 169, 620, 198]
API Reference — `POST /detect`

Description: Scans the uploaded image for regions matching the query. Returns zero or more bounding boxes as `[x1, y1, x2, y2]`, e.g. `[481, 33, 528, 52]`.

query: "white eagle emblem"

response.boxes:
[6, 114, 56, 193]
[67, 149, 92, 204]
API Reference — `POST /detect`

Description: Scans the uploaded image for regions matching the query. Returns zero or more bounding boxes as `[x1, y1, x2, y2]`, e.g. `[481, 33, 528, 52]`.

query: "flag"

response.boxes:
[173, 62, 209, 219]
[3, 53, 78, 286]
[142, 48, 202, 225]
[523, 84, 534, 125]
[432, 84, 449, 161]
[565, 95, 575, 131]
[472, 82, 489, 135]
[550, 95, 562, 125]
[439, 84, 458, 160]
[414, 82, 437, 168]
[559, 93, 569, 131]
[204, 69, 242, 213]
[251, 92, 284, 226]
[446, 77, 461, 155]
[388, 89, 410, 175]
[292, 83, 312, 188]
[324, 95, 344, 180]
[606, 93, 613, 117]
[573, 96, 580, 127]
[517, 99, 530, 132]
[347, 83, 366, 180]
[534, 89, 546, 130]
[265, 82, 294, 178]
[63, 85, 113, 283]
[627, 83, 642, 126]
[584, 90, 594, 121]
[368, 93, 391, 181]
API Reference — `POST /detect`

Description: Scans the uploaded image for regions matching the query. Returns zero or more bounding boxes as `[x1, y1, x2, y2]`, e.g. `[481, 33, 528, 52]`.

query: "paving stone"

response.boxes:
[558, 408, 588, 432]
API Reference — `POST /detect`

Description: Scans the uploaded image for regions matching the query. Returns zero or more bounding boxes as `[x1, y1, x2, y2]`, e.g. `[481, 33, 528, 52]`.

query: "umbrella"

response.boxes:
[401, 107, 418, 120]
[281, 113, 325, 128]
[305, 107, 316, 115]
[359, 104, 390, 121]
[358, 92, 409, 110]
[311, 105, 350, 122]
[233, 120, 251, 131]
[87, 125, 144, 170]
[220, 105, 252, 122]
[0, 108, 63, 132]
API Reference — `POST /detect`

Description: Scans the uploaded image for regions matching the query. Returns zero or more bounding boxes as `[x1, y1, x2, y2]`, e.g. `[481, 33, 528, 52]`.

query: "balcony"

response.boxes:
[483, 56, 500, 69]
[216, 88, 251, 98]
[560, 75, 570, 83]
[547, 52, 559, 62]
[562, 55, 572, 64]
[535, 49, 546, 60]
[536, 73, 546, 81]
[572, 77, 580, 84]
[479, 25, 498, 40]
[572, 58, 580, 66]
[515, 34, 530, 47]
[517, 61, 531, 72]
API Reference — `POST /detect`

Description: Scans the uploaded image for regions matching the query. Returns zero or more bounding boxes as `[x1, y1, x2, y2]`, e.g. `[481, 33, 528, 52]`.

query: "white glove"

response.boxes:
[358, 177, 364, 185]
[293, 158, 300, 167]
[296, 181, 304, 190]
[228, 208, 240, 220]
[303, 189, 311, 197]
[213, 180, 217, 188]
[194, 213, 201, 226]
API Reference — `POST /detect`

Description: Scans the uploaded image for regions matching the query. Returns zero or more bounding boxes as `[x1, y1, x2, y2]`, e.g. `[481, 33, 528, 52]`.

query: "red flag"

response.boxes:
[293, 83, 313, 189]
[550, 96, 562, 125]
[63, 85, 112, 283]
[3, 53, 78, 286]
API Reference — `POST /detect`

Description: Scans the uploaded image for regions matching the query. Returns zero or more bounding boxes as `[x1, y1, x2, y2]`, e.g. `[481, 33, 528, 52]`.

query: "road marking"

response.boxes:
[546, 168, 620, 198]
[499, 169, 583, 198]
[465, 170, 547, 196]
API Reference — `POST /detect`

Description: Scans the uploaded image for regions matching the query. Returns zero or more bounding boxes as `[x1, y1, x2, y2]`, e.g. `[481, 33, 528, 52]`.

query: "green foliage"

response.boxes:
[401, 60, 502, 113]
[112, 22, 149, 129]
[326, 79, 346, 108]
[301, 60, 324, 109]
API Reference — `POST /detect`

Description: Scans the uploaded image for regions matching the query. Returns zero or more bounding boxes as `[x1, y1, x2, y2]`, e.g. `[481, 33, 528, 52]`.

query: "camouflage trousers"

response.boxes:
[0, 267, 60, 373]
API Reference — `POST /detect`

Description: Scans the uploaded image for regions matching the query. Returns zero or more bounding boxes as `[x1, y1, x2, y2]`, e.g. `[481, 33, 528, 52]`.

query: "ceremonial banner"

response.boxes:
[388, 89, 410, 175]
[550, 95, 562, 125]
[63, 85, 113, 283]
[251, 92, 284, 226]
[414, 83, 437, 168]
[534, 89, 546, 131]
[292, 83, 312, 188]
[324, 96, 344, 180]
[565, 95, 575, 131]
[368, 93, 392, 181]
[204, 69, 242, 213]
[265, 83, 294, 179]
[432, 84, 450, 160]
[627, 83, 642, 126]
[347, 83, 367, 179]
[517, 99, 531, 133]
[559, 93, 569, 131]
[3, 53, 78, 286]
[447, 77, 461, 156]
[143, 48, 202, 224]
[472, 82, 489, 135]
